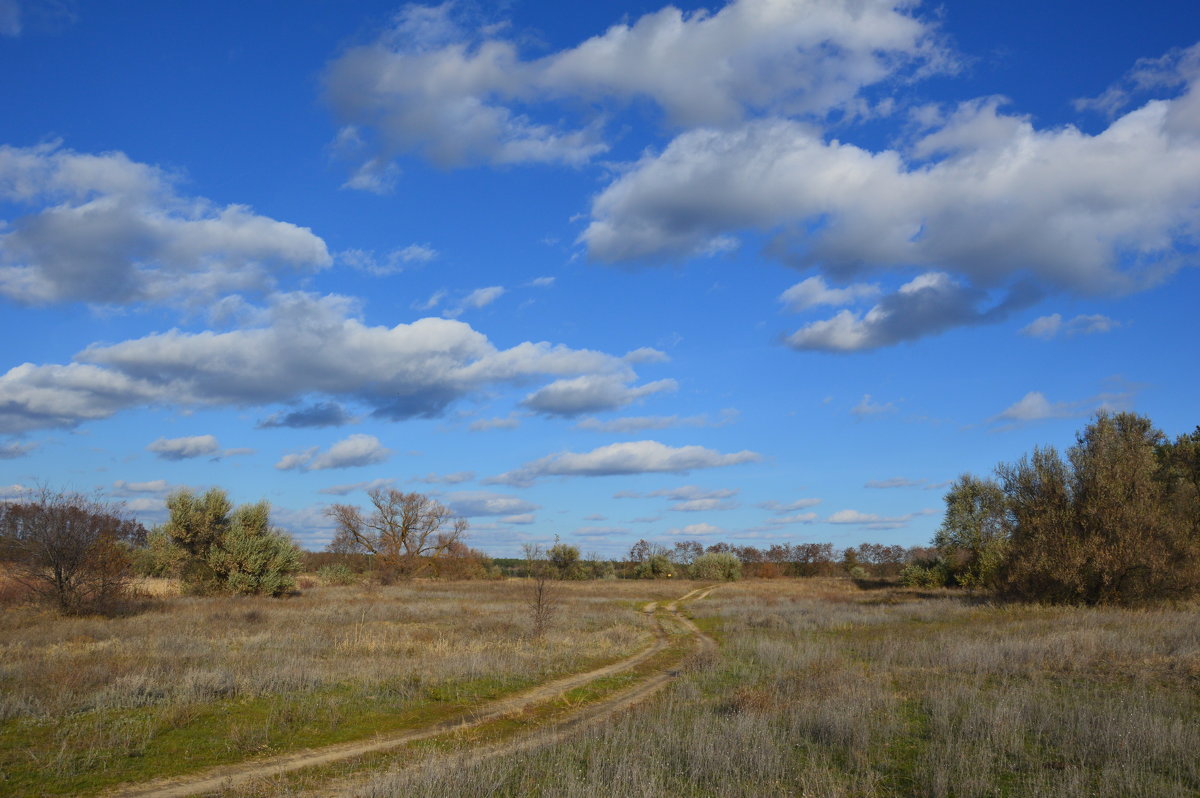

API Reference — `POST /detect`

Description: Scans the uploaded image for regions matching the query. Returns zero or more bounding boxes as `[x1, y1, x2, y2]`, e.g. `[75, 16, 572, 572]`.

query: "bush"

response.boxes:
[1, 488, 145, 615]
[164, 489, 301, 597]
[899, 559, 951, 588]
[633, 553, 674, 579]
[690, 552, 741, 581]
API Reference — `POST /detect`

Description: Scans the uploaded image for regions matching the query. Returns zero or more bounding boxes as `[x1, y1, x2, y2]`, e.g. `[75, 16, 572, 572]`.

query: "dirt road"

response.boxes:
[105, 586, 717, 798]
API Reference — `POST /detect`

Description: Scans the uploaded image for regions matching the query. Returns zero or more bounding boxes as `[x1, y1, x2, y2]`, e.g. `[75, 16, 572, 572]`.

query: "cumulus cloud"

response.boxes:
[444, 491, 539, 517]
[489, 440, 761, 486]
[276, 434, 391, 471]
[1019, 313, 1122, 339]
[669, 498, 738, 512]
[990, 391, 1075, 424]
[323, 0, 948, 177]
[522, 374, 677, 417]
[0, 142, 331, 307]
[827, 507, 935, 529]
[0, 483, 27, 499]
[146, 434, 221, 461]
[787, 272, 1039, 352]
[257, 402, 355, 429]
[0, 291, 647, 434]
[665, 522, 723, 537]
[582, 68, 1200, 344]
[780, 275, 880, 312]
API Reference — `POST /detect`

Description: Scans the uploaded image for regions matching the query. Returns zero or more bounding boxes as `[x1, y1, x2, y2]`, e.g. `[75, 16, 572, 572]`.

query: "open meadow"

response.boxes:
[2, 576, 1198, 797]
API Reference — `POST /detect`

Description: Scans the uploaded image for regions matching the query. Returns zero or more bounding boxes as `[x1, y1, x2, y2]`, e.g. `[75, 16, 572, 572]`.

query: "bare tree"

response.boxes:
[523, 543, 557, 638]
[326, 489, 467, 580]
[2, 487, 144, 614]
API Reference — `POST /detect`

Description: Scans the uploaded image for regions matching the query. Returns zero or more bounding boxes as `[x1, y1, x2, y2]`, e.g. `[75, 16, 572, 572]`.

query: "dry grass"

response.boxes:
[0, 578, 687, 796]
[360, 579, 1200, 798]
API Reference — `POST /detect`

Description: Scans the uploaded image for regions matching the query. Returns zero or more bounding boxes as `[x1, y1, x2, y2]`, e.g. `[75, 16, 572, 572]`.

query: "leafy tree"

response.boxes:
[996, 413, 1200, 605]
[633, 553, 674, 579]
[164, 488, 300, 596]
[934, 474, 1009, 589]
[547, 540, 586, 579]
[2, 488, 144, 614]
[326, 488, 467, 580]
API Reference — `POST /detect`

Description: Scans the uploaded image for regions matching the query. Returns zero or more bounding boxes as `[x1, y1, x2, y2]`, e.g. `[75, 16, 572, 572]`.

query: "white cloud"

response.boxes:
[0, 291, 645, 434]
[990, 391, 1075, 424]
[469, 413, 521, 431]
[864, 477, 925, 489]
[501, 513, 535, 525]
[522, 374, 676, 417]
[529, 276, 555, 288]
[780, 275, 880, 312]
[413, 471, 476, 484]
[146, 434, 221, 461]
[445, 491, 540, 517]
[574, 408, 738, 433]
[0, 440, 36, 458]
[339, 243, 437, 276]
[851, 394, 895, 417]
[0, 483, 26, 499]
[758, 498, 822, 512]
[317, 477, 397, 496]
[461, 285, 505, 310]
[623, 347, 669, 364]
[276, 434, 391, 471]
[111, 479, 172, 495]
[583, 71, 1200, 344]
[762, 512, 819, 526]
[669, 498, 738, 512]
[323, 0, 948, 176]
[1020, 313, 1122, 339]
[787, 272, 1038, 352]
[0, 142, 331, 307]
[827, 507, 935, 528]
[665, 522, 723, 538]
[489, 440, 761, 486]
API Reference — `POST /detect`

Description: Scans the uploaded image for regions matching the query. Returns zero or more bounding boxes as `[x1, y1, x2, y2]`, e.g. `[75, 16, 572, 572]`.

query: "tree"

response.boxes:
[547, 540, 585, 579]
[164, 488, 300, 596]
[2, 488, 144, 614]
[326, 488, 467, 580]
[523, 543, 557, 638]
[934, 474, 1009, 589]
[996, 412, 1200, 605]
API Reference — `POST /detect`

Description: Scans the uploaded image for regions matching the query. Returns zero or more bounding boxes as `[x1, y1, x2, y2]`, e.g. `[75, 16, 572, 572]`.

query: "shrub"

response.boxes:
[690, 552, 742, 581]
[899, 559, 951, 588]
[633, 553, 674, 579]
[1, 488, 144, 615]
[164, 489, 301, 597]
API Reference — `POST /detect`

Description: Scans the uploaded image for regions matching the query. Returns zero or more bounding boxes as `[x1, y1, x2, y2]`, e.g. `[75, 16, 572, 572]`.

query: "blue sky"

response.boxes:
[1, 0, 1197, 556]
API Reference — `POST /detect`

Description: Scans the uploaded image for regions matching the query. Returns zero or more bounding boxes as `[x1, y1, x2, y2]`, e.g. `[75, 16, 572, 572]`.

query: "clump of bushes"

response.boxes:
[690, 552, 741, 581]
[317, 562, 358, 586]
[154, 488, 301, 597]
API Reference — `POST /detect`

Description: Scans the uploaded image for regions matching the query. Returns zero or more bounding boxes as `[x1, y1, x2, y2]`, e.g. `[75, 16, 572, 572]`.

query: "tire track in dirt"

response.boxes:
[105, 586, 717, 798]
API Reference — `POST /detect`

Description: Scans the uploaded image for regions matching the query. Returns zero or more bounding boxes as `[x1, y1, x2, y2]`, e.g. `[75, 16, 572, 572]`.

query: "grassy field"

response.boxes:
[357, 580, 1200, 798]
[3, 577, 1198, 797]
[0, 577, 686, 796]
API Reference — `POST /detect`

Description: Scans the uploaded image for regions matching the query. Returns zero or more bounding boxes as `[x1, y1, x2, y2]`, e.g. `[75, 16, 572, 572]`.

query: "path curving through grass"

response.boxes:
[104, 585, 717, 798]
